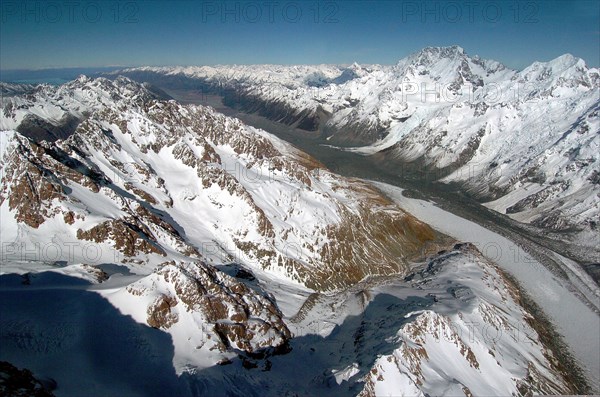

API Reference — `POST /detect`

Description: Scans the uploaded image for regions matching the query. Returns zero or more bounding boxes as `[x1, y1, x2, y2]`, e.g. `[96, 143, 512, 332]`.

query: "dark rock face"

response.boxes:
[16, 113, 82, 142]
[0, 361, 56, 397]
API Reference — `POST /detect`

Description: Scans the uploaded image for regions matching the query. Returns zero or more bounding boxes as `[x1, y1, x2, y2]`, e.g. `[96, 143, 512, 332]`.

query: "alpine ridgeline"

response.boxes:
[112, 46, 600, 252]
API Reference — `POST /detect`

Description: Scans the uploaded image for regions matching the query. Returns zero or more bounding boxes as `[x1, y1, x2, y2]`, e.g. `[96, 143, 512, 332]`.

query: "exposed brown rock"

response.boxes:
[147, 294, 179, 329]
[129, 261, 292, 354]
[77, 219, 166, 257]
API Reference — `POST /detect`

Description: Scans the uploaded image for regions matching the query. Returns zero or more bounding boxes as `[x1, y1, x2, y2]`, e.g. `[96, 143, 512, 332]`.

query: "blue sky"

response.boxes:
[1, 0, 599, 71]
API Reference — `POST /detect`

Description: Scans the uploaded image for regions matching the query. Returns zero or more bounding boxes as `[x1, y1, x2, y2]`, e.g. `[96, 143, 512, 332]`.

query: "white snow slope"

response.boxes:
[114, 46, 600, 239]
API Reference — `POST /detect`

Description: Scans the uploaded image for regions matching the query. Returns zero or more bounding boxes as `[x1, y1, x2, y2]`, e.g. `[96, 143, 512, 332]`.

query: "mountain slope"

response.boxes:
[155, 244, 579, 396]
[104, 260, 292, 370]
[112, 47, 600, 246]
[358, 244, 571, 396]
[1, 76, 438, 291]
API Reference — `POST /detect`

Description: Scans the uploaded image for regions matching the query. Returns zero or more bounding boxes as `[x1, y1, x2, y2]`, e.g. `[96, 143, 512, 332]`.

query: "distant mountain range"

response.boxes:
[108, 46, 599, 251]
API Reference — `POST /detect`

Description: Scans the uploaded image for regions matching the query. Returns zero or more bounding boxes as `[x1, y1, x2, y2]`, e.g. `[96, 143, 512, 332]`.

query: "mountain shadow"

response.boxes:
[182, 293, 435, 397]
[0, 272, 186, 397]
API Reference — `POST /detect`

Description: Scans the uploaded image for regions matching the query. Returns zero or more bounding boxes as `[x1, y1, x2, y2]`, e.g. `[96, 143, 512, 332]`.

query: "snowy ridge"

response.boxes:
[160, 244, 576, 396]
[359, 244, 568, 396]
[114, 46, 600, 237]
[0, 76, 436, 291]
[0, 76, 162, 141]
[0, 82, 38, 97]
[103, 260, 291, 372]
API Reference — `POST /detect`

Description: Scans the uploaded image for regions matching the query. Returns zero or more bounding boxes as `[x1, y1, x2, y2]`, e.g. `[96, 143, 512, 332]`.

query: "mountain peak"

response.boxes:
[518, 53, 597, 88]
[398, 45, 469, 70]
[418, 45, 466, 58]
[548, 53, 587, 70]
[75, 74, 90, 83]
[527, 53, 587, 72]
[432, 44, 464, 52]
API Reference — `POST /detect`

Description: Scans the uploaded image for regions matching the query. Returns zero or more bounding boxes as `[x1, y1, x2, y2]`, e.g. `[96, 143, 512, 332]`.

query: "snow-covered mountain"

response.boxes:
[118, 244, 576, 396]
[0, 76, 589, 395]
[0, 82, 37, 97]
[0, 77, 170, 142]
[113, 46, 600, 244]
[357, 243, 571, 396]
[1, 76, 438, 292]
